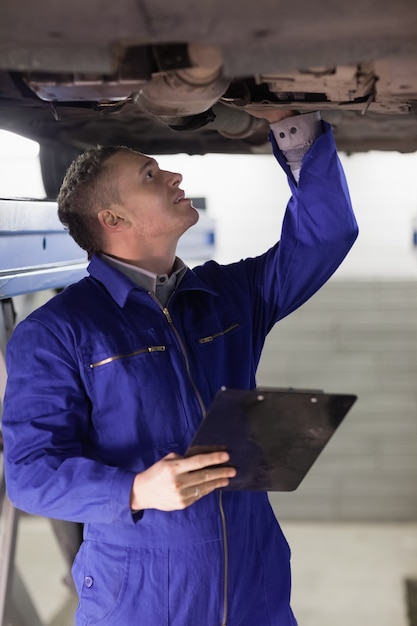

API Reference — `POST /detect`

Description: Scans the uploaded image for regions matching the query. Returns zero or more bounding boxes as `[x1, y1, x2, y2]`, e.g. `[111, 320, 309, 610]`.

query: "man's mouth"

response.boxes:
[174, 192, 186, 204]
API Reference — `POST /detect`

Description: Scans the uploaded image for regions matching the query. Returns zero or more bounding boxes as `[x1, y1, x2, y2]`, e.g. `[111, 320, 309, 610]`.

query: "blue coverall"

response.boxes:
[2, 125, 358, 625]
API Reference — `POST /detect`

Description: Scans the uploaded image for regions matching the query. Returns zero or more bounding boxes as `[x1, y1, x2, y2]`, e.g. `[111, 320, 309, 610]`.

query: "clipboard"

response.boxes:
[186, 387, 357, 491]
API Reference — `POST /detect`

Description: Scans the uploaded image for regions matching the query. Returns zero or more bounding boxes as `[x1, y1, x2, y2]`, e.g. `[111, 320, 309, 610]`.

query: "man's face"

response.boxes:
[104, 150, 199, 241]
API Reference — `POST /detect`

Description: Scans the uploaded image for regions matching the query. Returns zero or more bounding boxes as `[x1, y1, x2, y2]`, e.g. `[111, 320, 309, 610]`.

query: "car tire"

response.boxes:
[39, 143, 81, 199]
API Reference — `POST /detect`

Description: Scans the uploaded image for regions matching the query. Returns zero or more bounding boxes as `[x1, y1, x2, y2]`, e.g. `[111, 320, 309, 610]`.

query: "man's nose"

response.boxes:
[167, 170, 182, 186]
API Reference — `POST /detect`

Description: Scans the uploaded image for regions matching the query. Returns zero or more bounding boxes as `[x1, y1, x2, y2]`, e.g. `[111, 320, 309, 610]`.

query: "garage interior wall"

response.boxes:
[259, 279, 417, 521]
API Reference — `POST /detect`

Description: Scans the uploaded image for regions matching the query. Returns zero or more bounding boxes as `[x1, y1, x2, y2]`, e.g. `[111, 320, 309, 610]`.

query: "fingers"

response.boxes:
[246, 107, 298, 123]
[185, 478, 229, 504]
[190, 464, 236, 488]
[182, 462, 237, 503]
[173, 450, 231, 473]
[167, 451, 237, 496]
[187, 474, 234, 501]
[130, 451, 236, 512]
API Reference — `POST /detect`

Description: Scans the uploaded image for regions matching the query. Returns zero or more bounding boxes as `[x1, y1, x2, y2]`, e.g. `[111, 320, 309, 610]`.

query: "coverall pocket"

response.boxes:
[72, 540, 130, 625]
[79, 329, 190, 455]
[73, 540, 169, 626]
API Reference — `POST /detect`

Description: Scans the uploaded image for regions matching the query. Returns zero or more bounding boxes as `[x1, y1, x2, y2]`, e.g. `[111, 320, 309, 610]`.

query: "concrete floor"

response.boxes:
[13, 514, 417, 626]
[282, 521, 417, 626]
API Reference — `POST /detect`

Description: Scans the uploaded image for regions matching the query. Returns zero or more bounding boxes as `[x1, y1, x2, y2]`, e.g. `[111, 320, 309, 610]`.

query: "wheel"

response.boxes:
[39, 143, 81, 199]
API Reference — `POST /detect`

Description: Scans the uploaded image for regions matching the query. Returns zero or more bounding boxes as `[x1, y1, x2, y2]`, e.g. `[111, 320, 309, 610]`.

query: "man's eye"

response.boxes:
[145, 170, 154, 180]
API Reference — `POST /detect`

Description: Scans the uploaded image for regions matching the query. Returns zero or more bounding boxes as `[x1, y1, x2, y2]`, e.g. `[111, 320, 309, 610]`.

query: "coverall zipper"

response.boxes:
[89, 345, 165, 368]
[198, 322, 240, 344]
[156, 296, 229, 626]
[219, 490, 229, 626]
[161, 304, 206, 415]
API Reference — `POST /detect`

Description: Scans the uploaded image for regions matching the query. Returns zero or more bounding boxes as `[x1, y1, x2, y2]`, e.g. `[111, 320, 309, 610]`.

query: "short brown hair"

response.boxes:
[57, 146, 131, 258]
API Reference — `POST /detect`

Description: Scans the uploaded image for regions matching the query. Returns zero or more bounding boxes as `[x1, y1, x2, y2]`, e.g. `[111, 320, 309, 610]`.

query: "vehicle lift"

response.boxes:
[0, 197, 214, 626]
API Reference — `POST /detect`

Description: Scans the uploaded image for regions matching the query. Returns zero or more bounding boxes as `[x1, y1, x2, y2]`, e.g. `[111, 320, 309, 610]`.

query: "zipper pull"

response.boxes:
[163, 307, 173, 323]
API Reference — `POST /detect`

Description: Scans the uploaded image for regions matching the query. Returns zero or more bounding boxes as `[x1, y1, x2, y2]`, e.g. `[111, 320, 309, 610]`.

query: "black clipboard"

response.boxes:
[186, 387, 357, 491]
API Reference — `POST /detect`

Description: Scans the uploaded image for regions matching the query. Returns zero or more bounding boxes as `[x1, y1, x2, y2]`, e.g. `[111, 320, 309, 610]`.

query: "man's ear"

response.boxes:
[97, 208, 127, 232]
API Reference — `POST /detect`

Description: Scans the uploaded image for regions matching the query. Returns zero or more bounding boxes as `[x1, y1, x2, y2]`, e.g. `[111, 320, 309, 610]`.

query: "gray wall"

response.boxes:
[258, 280, 417, 522]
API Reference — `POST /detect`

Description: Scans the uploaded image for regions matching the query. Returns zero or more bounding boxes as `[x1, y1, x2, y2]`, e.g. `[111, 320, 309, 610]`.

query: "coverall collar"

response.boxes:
[87, 254, 219, 308]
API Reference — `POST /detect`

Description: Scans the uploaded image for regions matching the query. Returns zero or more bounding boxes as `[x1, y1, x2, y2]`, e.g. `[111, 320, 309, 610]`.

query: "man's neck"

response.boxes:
[103, 252, 176, 277]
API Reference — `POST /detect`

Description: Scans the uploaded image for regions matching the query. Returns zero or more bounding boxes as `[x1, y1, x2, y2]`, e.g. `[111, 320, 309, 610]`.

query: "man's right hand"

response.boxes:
[130, 451, 236, 512]
[247, 108, 298, 124]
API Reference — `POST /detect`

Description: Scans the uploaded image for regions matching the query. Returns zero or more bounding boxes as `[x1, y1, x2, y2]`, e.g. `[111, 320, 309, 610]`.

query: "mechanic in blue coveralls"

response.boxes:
[2, 107, 358, 626]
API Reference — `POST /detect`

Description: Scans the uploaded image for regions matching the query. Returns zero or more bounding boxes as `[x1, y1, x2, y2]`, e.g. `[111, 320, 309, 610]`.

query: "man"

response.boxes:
[2, 108, 358, 625]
